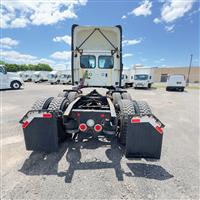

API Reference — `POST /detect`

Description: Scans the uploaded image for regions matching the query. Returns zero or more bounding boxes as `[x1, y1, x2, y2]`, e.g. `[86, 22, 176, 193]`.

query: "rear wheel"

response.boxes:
[118, 99, 135, 145]
[58, 92, 68, 97]
[67, 91, 79, 103]
[136, 101, 152, 115]
[10, 81, 21, 89]
[32, 97, 54, 110]
[48, 97, 68, 111]
[112, 92, 121, 106]
[122, 93, 132, 100]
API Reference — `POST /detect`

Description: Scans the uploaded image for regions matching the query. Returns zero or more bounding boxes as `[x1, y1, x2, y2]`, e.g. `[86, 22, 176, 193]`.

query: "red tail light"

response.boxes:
[100, 114, 105, 118]
[43, 113, 52, 118]
[79, 123, 87, 132]
[22, 121, 29, 129]
[94, 124, 102, 132]
[131, 118, 140, 123]
[155, 126, 163, 134]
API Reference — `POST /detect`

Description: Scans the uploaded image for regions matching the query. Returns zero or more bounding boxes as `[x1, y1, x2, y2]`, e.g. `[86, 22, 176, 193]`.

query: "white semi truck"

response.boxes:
[0, 65, 24, 89]
[59, 70, 72, 84]
[32, 71, 49, 83]
[20, 25, 164, 160]
[21, 71, 35, 82]
[47, 71, 61, 84]
[133, 67, 155, 89]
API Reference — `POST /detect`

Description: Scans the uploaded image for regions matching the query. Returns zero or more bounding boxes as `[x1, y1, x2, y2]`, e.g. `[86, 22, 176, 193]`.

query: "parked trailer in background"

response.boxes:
[133, 67, 155, 89]
[47, 71, 61, 84]
[121, 69, 129, 87]
[21, 71, 35, 82]
[31, 71, 49, 83]
[59, 71, 72, 84]
[166, 74, 186, 92]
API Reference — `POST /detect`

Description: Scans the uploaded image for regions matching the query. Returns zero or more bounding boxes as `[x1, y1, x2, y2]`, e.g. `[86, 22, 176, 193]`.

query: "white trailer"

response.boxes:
[47, 71, 61, 84]
[32, 71, 49, 83]
[133, 67, 155, 89]
[21, 71, 35, 82]
[59, 70, 72, 84]
[121, 68, 129, 87]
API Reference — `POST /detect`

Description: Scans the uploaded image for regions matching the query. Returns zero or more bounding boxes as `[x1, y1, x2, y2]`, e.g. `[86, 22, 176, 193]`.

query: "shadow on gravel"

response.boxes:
[19, 134, 125, 182]
[127, 163, 173, 180]
[58, 134, 125, 183]
[19, 133, 173, 182]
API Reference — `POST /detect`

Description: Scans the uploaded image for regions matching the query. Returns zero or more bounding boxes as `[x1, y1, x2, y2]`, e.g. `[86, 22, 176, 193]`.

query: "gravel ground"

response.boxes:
[1, 82, 200, 200]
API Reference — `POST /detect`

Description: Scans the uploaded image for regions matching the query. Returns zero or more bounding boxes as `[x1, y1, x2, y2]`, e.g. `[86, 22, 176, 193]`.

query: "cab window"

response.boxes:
[98, 56, 114, 69]
[80, 55, 96, 69]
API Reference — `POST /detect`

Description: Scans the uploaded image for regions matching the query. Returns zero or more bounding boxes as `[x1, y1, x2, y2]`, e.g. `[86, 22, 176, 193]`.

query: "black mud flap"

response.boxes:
[125, 115, 164, 159]
[20, 111, 66, 153]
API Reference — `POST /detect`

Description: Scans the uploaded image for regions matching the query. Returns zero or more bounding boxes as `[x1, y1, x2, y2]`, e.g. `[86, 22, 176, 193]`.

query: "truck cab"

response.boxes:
[133, 74, 152, 88]
[47, 71, 60, 84]
[0, 65, 24, 90]
[72, 25, 122, 88]
[32, 71, 49, 83]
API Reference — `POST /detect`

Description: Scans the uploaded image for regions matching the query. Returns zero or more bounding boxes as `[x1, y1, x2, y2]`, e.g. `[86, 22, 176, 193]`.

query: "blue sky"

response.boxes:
[0, 0, 199, 69]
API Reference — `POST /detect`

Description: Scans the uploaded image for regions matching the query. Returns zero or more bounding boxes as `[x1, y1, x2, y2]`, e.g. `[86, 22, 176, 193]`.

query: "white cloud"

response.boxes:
[121, 15, 127, 19]
[161, 0, 194, 23]
[51, 51, 71, 61]
[122, 38, 142, 46]
[0, 50, 69, 70]
[123, 53, 133, 58]
[153, 18, 161, 24]
[0, 0, 88, 29]
[1, 50, 36, 63]
[165, 25, 175, 32]
[0, 37, 19, 49]
[53, 35, 71, 45]
[129, 0, 152, 16]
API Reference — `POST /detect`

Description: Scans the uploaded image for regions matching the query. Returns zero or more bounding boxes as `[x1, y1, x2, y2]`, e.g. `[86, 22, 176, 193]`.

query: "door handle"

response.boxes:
[105, 73, 107, 77]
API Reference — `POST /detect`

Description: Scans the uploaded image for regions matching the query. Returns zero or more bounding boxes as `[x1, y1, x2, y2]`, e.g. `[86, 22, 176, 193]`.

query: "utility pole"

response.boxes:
[187, 54, 193, 84]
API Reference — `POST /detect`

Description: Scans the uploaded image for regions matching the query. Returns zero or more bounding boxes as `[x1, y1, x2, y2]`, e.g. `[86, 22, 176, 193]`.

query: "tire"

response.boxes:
[67, 92, 78, 103]
[58, 92, 68, 97]
[118, 99, 135, 144]
[112, 92, 121, 106]
[32, 97, 53, 110]
[122, 93, 132, 100]
[10, 81, 21, 89]
[136, 101, 152, 116]
[148, 83, 151, 88]
[48, 97, 68, 111]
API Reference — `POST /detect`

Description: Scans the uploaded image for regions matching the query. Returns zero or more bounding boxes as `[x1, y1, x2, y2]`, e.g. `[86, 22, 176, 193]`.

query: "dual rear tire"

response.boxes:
[117, 99, 151, 145]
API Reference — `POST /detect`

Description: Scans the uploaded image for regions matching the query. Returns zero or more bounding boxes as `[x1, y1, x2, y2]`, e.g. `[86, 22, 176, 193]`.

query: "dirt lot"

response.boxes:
[1, 83, 200, 199]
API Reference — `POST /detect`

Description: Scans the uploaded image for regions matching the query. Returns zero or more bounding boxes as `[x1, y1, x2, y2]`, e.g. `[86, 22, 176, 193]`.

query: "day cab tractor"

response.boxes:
[20, 25, 164, 159]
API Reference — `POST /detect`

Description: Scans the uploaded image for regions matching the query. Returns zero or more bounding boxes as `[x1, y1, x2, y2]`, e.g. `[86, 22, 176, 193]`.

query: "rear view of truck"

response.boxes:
[20, 25, 164, 159]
